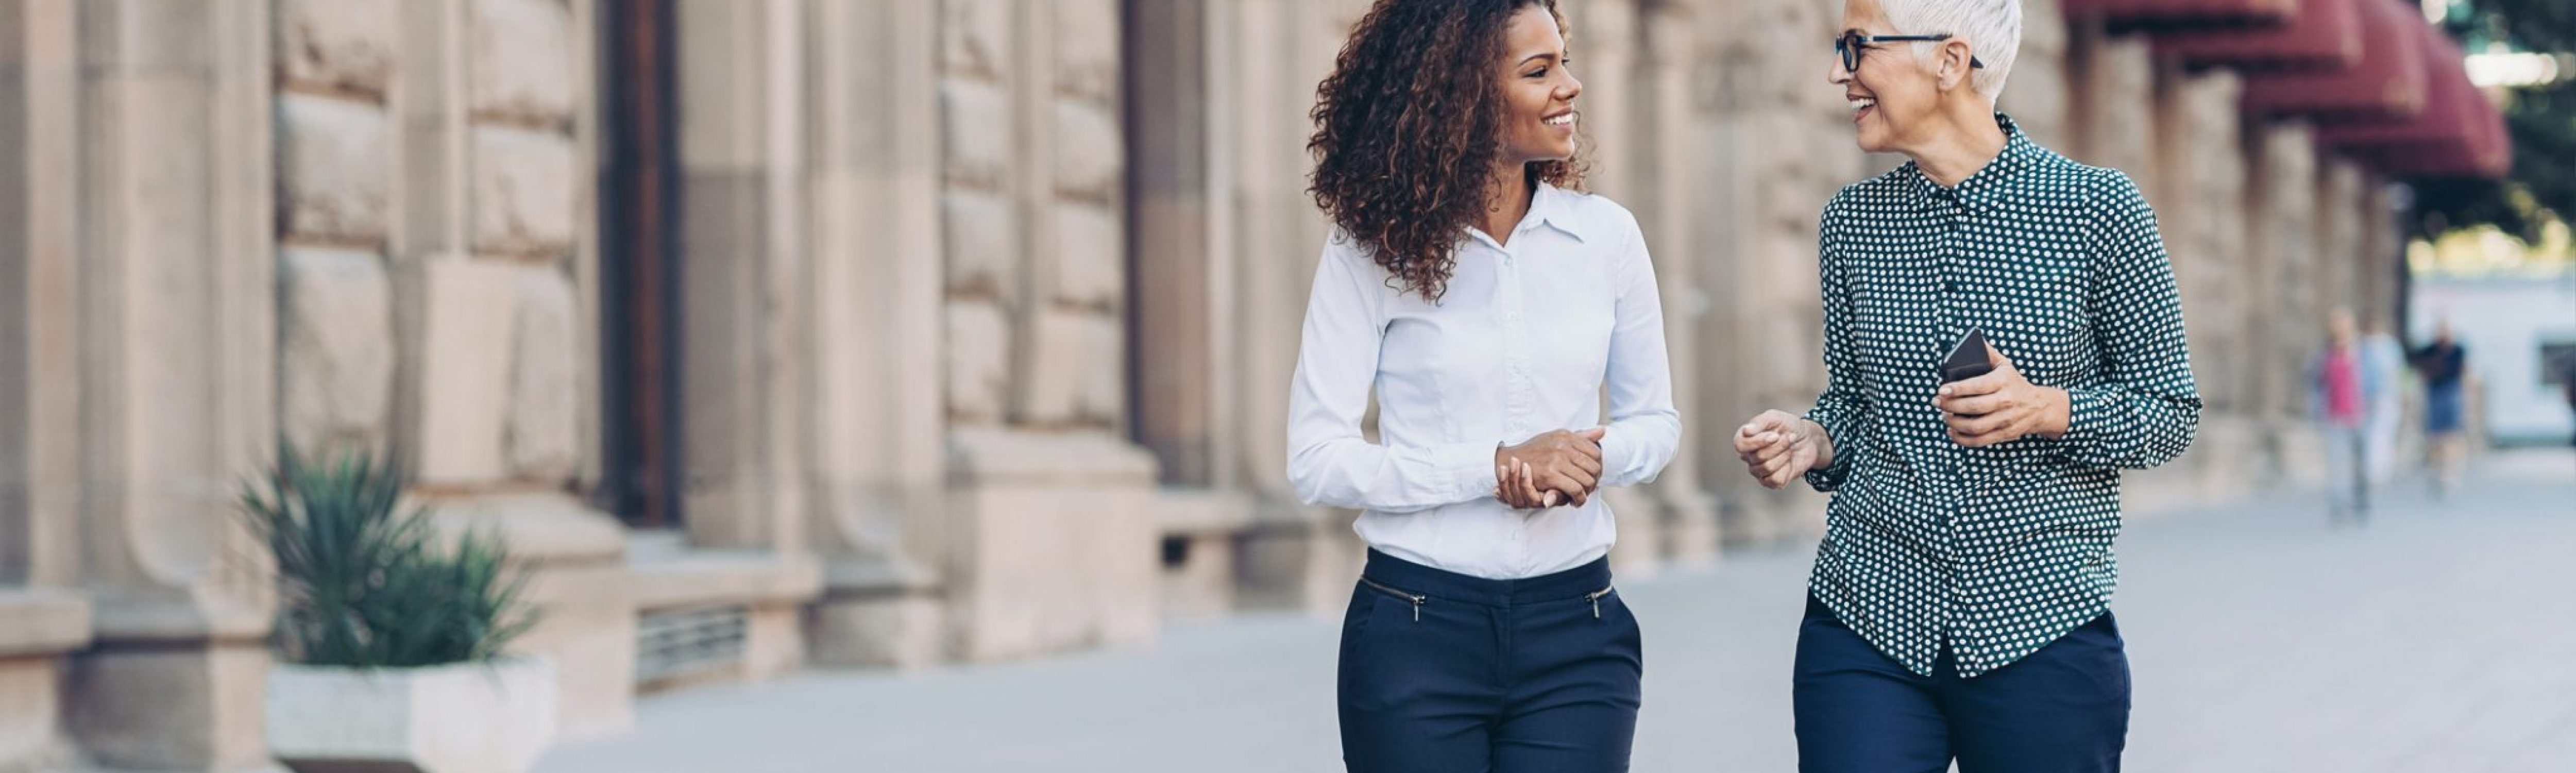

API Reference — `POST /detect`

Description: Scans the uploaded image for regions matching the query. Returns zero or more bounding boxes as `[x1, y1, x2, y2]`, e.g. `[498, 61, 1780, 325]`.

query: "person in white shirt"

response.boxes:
[1289, 1, 1679, 770]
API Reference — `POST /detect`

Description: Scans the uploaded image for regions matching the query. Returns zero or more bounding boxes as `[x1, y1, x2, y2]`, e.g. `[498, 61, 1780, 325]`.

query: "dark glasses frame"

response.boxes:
[1835, 32, 1987, 73]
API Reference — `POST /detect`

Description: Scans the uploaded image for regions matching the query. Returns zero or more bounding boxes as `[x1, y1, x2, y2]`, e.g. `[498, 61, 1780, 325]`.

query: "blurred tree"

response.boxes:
[2413, 0, 2576, 242]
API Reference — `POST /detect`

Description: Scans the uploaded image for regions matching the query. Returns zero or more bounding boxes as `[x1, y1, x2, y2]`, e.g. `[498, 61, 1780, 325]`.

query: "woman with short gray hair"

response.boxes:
[1732, 0, 2199, 770]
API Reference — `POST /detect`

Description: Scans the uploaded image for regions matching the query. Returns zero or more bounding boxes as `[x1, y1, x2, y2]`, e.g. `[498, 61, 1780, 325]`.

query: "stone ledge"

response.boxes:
[627, 545, 823, 613]
[946, 429, 1157, 488]
[83, 589, 273, 646]
[423, 492, 627, 565]
[0, 588, 91, 658]
[1155, 488, 1256, 536]
[819, 556, 941, 599]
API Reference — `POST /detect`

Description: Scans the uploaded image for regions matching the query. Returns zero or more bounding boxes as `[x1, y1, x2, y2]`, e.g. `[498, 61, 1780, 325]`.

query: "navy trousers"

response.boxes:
[1337, 549, 1642, 773]
[1793, 596, 2131, 773]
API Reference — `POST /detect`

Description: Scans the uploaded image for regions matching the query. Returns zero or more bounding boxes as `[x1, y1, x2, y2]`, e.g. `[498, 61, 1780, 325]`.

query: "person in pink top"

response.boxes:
[2311, 310, 2383, 525]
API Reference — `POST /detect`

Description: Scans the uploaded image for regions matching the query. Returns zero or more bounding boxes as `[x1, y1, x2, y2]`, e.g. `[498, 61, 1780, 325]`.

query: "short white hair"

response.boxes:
[1882, 0, 2021, 102]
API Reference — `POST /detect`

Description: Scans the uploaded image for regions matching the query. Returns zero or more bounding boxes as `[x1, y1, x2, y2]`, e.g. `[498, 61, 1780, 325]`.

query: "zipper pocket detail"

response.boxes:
[1358, 577, 1427, 623]
[1586, 585, 1615, 619]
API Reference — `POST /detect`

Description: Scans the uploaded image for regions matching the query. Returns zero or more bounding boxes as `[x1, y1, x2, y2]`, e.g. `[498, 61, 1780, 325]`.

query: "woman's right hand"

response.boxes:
[1735, 410, 1834, 490]
[1494, 428, 1606, 508]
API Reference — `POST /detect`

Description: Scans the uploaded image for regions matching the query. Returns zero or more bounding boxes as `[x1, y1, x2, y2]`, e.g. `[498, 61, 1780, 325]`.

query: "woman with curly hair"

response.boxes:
[1284, 1, 1680, 769]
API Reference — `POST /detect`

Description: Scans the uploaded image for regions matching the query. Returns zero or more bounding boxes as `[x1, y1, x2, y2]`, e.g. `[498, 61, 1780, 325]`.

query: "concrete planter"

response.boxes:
[266, 656, 558, 773]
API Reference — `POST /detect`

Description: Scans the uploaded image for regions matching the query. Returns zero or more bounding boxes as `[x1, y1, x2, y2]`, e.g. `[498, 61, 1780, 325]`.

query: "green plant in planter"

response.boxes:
[240, 446, 541, 668]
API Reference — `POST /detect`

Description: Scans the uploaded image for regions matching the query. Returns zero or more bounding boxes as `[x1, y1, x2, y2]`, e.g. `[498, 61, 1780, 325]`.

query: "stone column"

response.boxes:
[2005, 0, 2074, 148]
[1686, 0, 1857, 548]
[1217, 0, 1376, 616]
[2067, 22, 2156, 190]
[2243, 122, 2322, 482]
[2358, 178, 2402, 329]
[1122, 0, 1240, 619]
[938, 0, 1158, 661]
[62, 1, 282, 770]
[1, 0, 83, 591]
[0, 2, 97, 770]
[1635, 0, 1724, 566]
[802, 0, 952, 669]
[2314, 158, 2367, 319]
[673, 0, 810, 554]
[368, 0, 633, 738]
[2151, 66, 2258, 497]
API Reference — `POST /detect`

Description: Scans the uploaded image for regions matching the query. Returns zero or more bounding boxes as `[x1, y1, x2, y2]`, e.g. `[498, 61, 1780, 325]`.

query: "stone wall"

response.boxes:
[273, 0, 634, 741]
[936, 0, 1157, 661]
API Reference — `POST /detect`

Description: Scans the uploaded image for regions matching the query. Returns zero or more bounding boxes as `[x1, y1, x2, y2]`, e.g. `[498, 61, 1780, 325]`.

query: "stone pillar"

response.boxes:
[2004, 0, 2073, 148]
[802, 0, 952, 669]
[2151, 66, 2258, 497]
[1, 2, 97, 770]
[1219, 0, 1375, 616]
[2067, 22, 2156, 190]
[674, 0, 810, 554]
[2358, 178, 2402, 329]
[366, 0, 633, 738]
[1, 0, 83, 591]
[1686, 0, 1859, 548]
[62, 1, 282, 770]
[2243, 122, 2322, 482]
[2313, 158, 2367, 320]
[1122, 0, 1240, 619]
[1635, 0, 1724, 566]
[937, 0, 1158, 661]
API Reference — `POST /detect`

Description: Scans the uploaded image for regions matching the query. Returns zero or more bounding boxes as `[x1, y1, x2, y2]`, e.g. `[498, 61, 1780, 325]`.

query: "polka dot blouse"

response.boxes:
[1801, 113, 2202, 678]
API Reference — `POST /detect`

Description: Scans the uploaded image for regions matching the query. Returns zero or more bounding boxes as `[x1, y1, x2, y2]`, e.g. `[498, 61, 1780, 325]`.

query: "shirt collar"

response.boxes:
[1902, 112, 2041, 214]
[1526, 182, 1590, 243]
[1466, 181, 1591, 249]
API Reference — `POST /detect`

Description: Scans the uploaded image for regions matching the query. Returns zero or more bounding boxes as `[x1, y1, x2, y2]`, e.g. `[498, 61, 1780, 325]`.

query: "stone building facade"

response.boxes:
[0, 1, 2419, 769]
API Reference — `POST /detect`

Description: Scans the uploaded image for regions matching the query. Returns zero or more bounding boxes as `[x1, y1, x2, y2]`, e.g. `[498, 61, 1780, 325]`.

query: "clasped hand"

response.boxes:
[1493, 428, 1607, 509]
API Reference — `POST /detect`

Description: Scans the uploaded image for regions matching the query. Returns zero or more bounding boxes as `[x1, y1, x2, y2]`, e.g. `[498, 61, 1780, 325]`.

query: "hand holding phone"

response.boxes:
[1942, 328, 1995, 385]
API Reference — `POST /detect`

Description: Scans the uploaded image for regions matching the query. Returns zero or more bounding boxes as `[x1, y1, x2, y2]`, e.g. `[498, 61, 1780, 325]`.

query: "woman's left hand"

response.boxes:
[1933, 344, 2071, 447]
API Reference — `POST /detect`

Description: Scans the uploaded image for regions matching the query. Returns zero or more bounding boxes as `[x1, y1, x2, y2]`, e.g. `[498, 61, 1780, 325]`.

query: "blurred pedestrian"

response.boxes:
[2310, 310, 2380, 525]
[1289, 2, 1680, 770]
[2561, 351, 2576, 449]
[2361, 317, 2407, 484]
[1733, 0, 2197, 770]
[2411, 320, 2469, 497]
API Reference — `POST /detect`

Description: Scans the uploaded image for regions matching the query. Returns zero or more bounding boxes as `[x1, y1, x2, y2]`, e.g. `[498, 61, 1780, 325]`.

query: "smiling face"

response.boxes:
[1495, 5, 1583, 166]
[1827, 0, 1949, 154]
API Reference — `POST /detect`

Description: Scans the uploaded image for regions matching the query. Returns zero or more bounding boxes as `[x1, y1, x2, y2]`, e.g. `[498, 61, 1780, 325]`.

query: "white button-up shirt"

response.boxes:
[1285, 183, 1681, 580]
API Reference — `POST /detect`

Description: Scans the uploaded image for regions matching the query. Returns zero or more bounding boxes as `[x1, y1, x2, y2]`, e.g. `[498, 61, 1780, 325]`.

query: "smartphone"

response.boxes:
[1941, 328, 1994, 385]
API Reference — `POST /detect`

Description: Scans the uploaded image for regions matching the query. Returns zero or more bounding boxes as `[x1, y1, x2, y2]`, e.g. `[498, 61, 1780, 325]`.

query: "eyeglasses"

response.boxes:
[1834, 31, 1987, 74]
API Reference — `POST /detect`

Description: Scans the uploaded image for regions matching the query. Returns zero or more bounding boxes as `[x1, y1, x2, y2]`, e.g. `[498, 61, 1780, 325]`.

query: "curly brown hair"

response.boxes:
[1308, 0, 1588, 303]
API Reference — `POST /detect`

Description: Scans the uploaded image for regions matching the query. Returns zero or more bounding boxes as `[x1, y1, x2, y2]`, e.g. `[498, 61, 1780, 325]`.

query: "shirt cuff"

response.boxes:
[1437, 440, 1505, 500]
[1598, 428, 1634, 485]
[1800, 414, 1855, 492]
[2056, 388, 2111, 452]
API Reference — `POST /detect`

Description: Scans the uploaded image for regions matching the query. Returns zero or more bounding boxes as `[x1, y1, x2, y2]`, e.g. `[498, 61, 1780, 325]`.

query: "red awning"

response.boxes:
[2318, 27, 2511, 178]
[2238, 0, 2427, 121]
[2064, 0, 2300, 26]
[2154, 0, 2363, 71]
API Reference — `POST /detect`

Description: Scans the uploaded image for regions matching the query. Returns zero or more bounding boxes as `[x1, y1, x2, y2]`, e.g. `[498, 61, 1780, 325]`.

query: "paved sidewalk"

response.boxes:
[537, 449, 2576, 773]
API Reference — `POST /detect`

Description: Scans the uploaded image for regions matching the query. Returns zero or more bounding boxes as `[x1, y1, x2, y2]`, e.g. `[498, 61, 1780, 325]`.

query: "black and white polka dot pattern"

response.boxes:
[1801, 113, 2202, 678]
